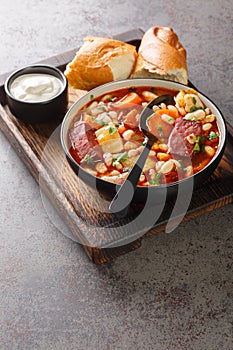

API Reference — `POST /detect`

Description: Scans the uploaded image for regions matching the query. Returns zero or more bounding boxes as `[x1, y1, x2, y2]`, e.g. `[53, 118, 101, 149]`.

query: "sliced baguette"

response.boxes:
[65, 36, 137, 90]
[131, 27, 188, 85]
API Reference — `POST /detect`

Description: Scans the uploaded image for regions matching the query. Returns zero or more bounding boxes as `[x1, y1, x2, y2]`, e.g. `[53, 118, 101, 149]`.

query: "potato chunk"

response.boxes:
[95, 122, 123, 153]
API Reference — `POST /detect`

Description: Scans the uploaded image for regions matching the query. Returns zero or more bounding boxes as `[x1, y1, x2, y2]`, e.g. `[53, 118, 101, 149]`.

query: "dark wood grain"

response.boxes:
[0, 29, 232, 264]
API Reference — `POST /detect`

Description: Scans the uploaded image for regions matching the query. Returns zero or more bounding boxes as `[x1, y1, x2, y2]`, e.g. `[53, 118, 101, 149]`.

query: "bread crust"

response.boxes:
[132, 27, 188, 84]
[65, 36, 137, 90]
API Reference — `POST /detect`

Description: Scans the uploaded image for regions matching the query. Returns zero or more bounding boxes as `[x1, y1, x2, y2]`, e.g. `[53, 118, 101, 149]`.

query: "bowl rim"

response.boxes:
[4, 64, 68, 105]
[60, 78, 227, 190]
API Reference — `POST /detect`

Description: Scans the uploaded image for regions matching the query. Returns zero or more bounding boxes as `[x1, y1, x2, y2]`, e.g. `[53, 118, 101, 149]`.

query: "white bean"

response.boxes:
[124, 141, 137, 150]
[177, 106, 186, 116]
[152, 105, 160, 112]
[184, 109, 206, 121]
[141, 91, 158, 102]
[115, 163, 123, 170]
[174, 90, 185, 107]
[203, 114, 216, 123]
[122, 129, 135, 141]
[139, 174, 145, 182]
[149, 150, 156, 156]
[96, 162, 108, 174]
[128, 149, 138, 158]
[160, 160, 174, 174]
[184, 93, 204, 112]
[167, 105, 179, 117]
[159, 143, 168, 152]
[110, 170, 120, 176]
[205, 145, 215, 157]
[202, 123, 212, 131]
[88, 101, 98, 110]
[161, 114, 175, 125]
[103, 152, 113, 167]
[155, 161, 165, 172]
[149, 168, 156, 179]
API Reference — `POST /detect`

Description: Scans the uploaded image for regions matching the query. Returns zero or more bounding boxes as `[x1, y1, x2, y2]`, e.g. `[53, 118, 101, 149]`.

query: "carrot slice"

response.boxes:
[118, 125, 126, 134]
[115, 92, 142, 108]
[156, 108, 178, 119]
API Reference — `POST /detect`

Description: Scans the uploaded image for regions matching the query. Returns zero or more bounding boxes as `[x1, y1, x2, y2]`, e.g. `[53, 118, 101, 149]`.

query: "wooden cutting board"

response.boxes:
[0, 28, 232, 264]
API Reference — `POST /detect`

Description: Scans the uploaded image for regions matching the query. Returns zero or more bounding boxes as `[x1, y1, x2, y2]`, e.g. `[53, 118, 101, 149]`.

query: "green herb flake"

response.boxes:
[151, 87, 156, 93]
[193, 143, 200, 152]
[105, 124, 117, 135]
[110, 97, 118, 102]
[192, 96, 197, 105]
[157, 124, 163, 137]
[194, 134, 206, 143]
[95, 119, 107, 126]
[208, 131, 219, 140]
[185, 114, 199, 121]
[106, 96, 117, 102]
[112, 152, 128, 167]
[149, 172, 162, 186]
[189, 106, 204, 113]
[142, 139, 147, 146]
[168, 117, 175, 123]
[90, 94, 94, 101]
[178, 159, 185, 170]
[201, 144, 206, 152]
[82, 154, 94, 165]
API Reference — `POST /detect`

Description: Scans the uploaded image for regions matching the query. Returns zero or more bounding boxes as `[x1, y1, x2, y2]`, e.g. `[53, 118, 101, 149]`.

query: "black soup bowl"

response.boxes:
[60, 79, 226, 204]
[4, 64, 68, 123]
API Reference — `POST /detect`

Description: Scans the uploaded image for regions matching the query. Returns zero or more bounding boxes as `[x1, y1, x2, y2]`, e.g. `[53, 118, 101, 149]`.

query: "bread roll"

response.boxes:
[65, 36, 137, 90]
[131, 27, 188, 85]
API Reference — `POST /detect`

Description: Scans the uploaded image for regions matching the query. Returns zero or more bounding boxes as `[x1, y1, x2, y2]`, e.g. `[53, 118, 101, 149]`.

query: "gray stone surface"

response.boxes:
[0, 0, 233, 349]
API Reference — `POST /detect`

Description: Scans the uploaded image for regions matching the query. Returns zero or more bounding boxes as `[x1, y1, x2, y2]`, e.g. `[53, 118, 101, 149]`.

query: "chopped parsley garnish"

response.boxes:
[157, 124, 163, 137]
[91, 115, 107, 126]
[193, 143, 200, 152]
[185, 115, 199, 121]
[192, 96, 197, 105]
[142, 139, 147, 146]
[201, 144, 206, 152]
[151, 87, 157, 93]
[189, 106, 204, 113]
[112, 152, 128, 166]
[178, 159, 185, 170]
[99, 106, 107, 112]
[105, 124, 117, 135]
[82, 154, 94, 165]
[149, 172, 162, 185]
[90, 94, 94, 101]
[107, 96, 118, 102]
[208, 131, 219, 140]
[168, 116, 175, 123]
[194, 134, 206, 143]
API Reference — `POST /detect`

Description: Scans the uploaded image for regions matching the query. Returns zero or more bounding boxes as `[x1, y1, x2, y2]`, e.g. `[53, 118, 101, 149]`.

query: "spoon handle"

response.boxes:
[109, 139, 152, 216]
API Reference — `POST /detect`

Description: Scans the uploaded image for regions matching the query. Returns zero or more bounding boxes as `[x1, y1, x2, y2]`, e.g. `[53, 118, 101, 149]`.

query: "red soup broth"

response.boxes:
[68, 86, 220, 186]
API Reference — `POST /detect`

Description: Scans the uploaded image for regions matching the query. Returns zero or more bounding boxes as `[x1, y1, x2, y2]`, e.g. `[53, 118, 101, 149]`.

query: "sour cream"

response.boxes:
[10, 73, 63, 103]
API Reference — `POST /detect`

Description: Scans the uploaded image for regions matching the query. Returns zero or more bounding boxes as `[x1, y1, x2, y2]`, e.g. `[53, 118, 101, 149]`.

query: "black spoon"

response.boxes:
[109, 94, 173, 217]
